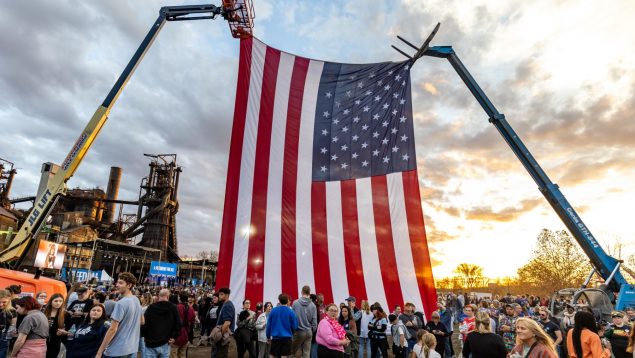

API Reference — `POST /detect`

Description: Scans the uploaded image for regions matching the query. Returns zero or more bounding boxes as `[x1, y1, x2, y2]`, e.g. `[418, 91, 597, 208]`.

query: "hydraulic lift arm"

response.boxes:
[0, 3, 254, 267]
[421, 46, 635, 307]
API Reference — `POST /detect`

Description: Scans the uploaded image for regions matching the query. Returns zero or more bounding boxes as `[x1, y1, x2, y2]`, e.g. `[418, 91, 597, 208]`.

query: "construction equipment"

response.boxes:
[394, 25, 635, 313]
[0, 2, 254, 268]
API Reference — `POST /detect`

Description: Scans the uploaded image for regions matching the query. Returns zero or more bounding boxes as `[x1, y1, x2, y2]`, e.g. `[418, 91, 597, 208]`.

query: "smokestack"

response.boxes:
[102, 167, 122, 224]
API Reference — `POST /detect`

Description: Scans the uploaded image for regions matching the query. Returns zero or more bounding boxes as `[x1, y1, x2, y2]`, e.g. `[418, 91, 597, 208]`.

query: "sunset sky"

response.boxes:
[2, 0, 635, 280]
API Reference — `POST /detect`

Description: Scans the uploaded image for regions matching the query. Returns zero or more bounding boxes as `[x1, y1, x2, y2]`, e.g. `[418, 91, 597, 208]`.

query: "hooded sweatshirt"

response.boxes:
[143, 301, 182, 348]
[292, 296, 318, 333]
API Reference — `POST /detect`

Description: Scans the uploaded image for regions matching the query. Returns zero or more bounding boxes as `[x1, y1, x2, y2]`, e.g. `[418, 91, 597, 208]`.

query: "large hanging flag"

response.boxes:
[216, 37, 436, 317]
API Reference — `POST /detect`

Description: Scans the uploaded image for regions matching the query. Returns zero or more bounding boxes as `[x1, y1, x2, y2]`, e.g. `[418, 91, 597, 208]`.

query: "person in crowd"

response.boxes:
[171, 293, 196, 358]
[35, 292, 47, 309]
[213, 287, 236, 358]
[201, 293, 219, 347]
[198, 295, 212, 345]
[412, 331, 441, 358]
[139, 292, 153, 358]
[462, 311, 507, 358]
[605, 311, 632, 358]
[104, 292, 117, 319]
[96, 272, 142, 358]
[143, 289, 181, 358]
[345, 297, 362, 337]
[65, 283, 81, 308]
[10, 296, 48, 358]
[562, 304, 576, 332]
[339, 306, 358, 357]
[399, 302, 422, 356]
[537, 308, 562, 356]
[436, 302, 453, 358]
[316, 304, 349, 357]
[266, 293, 298, 358]
[292, 285, 318, 358]
[509, 317, 558, 358]
[94, 291, 107, 306]
[186, 295, 199, 346]
[358, 300, 372, 358]
[498, 303, 518, 351]
[43, 293, 69, 358]
[460, 304, 476, 343]
[624, 307, 635, 324]
[626, 324, 635, 357]
[63, 304, 109, 358]
[256, 302, 272, 358]
[67, 287, 93, 327]
[425, 311, 448, 357]
[389, 313, 408, 358]
[367, 303, 388, 358]
[0, 289, 17, 358]
[566, 311, 611, 358]
[235, 299, 256, 358]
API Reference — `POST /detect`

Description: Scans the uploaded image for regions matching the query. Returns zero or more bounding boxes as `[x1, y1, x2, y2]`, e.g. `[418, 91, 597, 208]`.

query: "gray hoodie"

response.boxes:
[291, 297, 317, 333]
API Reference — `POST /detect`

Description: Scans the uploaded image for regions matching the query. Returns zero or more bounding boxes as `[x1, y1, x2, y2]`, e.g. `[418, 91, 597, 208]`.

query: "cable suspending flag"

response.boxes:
[216, 37, 437, 317]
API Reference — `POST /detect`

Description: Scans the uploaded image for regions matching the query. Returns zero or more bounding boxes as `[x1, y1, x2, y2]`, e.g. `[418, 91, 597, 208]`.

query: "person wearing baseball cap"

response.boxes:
[345, 296, 362, 337]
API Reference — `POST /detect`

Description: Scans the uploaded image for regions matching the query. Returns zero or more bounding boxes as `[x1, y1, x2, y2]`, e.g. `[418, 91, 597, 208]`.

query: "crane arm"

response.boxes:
[422, 46, 627, 291]
[0, 3, 253, 266]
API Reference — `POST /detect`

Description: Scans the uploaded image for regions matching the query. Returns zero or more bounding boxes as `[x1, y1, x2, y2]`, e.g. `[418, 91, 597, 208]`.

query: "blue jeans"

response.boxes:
[406, 337, 417, 356]
[104, 354, 136, 358]
[0, 337, 8, 358]
[143, 343, 171, 358]
[444, 335, 452, 358]
[311, 341, 318, 358]
[358, 337, 371, 358]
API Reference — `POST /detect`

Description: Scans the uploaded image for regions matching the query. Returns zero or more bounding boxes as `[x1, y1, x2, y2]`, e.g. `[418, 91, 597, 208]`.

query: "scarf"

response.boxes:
[327, 318, 347, 340]
[563, 311, 575, 326]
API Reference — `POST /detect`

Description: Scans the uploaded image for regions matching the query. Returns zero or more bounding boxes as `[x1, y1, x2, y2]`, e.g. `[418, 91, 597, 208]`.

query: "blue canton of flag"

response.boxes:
[312, 61, 415, 181]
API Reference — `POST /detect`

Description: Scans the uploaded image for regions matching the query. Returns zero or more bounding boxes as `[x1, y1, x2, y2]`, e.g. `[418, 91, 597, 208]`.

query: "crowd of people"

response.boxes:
[1, 278, 635, 358]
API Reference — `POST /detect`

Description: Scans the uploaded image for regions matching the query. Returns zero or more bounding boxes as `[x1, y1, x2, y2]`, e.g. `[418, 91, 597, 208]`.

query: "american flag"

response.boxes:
[216, 37, 437, 317]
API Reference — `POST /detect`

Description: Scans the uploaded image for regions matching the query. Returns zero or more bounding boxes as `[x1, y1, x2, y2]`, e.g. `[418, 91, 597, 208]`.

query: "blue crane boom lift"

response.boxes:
[395, 23, 635, 312]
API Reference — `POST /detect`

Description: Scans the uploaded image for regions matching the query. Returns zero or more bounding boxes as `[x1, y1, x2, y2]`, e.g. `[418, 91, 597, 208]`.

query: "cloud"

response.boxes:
[463, 198, 543, 222]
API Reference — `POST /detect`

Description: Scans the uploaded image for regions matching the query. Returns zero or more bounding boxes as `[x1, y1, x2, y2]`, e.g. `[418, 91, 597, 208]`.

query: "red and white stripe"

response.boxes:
[216, 37, 437, 317]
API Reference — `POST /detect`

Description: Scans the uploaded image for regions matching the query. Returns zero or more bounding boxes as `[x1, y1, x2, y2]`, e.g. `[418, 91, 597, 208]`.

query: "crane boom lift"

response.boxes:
[0, 2, 254, 267]
[420, 45, 635, 309]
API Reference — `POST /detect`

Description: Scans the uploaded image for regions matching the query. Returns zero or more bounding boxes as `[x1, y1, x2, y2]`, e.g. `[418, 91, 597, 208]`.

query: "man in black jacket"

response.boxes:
[143, 289, 182, 358]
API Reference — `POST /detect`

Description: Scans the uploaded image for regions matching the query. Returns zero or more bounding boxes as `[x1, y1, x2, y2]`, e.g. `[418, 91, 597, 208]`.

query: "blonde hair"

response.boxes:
[515, 318, 558, 356]
[422, 332, 437, 358]
[0, 289, 12, 314]
[475, 311, 491, 333]
[361, 300, 370, 313]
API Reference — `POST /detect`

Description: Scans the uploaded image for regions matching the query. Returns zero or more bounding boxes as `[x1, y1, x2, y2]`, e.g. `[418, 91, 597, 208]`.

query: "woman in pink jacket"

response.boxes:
[316, 304, 350, 357]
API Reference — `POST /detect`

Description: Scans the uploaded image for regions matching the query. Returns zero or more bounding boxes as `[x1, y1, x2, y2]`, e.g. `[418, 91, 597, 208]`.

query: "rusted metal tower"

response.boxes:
[0, 158, 16, 209]
[137, 154, 181, 262]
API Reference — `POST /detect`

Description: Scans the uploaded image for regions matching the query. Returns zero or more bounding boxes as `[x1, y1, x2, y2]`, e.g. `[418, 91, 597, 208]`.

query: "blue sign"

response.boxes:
[149, 261, 177, 277]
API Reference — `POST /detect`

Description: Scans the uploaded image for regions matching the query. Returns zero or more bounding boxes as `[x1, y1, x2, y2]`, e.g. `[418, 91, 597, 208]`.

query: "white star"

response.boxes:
[361, 142, 369, 148]
[349, 75, 356, 80]
[384, 85, 390, 91]
[346, 90, 352, 97]
[331, 154, 338, 161]
[362, 160, 369, 167]
[369, 72, 376, 78]
[365, 90, 372, 96]
[363, 106, 370, 112]
[342, 126, 348, 133]
[357, 82, 364, 88]
[320, 147, 327, 154]
[395, 74, 401, 80]
[382, 138, 389, 145]
[391, 127, 398, 134]
[393, 93, 400, 99]
[373, 114, 380, 120]
[402, 80, 406, 86]
[323, 110, 330, 118]
[352, 135, 359, 141]
[382, 121, 389, 127]
[383, 156, 390, 163]
[399, 116, 407, 123]
[382, 103, 389, 109]
[392, 109, 398, 116]
[341, 163, 348, 169]
[353, 116, 360, 123]
[404, 65, 409, 70]
[355, 99, 361, 105]
[352, 152, 359, 159]
[341, 144, 348, 151]
[400, 99, 406, 105]
[333, 119, 340, 125]
[320, 166, 327, 172]
[402, 154, 410, 161]
[343, 109, 350, 115]
[361, 125, 369, 131]
[332, 136, 339, 143]
[372, 132, 380, 138]
[372, 150, 380, 156]
[392, 146, 399, 153]
[377, 80, 383, 86]
[374, 96, 381, 102]
[401, 134, 408, 142]
[325, 92, 332, 98]
[321, 129, 329, 136]
[388, 70, 394, 75]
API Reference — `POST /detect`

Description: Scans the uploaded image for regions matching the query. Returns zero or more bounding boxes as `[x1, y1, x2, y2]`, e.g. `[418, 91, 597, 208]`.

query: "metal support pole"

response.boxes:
[581, 267, 596, 289]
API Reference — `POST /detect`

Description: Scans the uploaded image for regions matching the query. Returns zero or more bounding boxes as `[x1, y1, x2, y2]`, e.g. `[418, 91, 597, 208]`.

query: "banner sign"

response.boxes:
[34, 240, 66, 270]
[149, 261, 177, 277]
